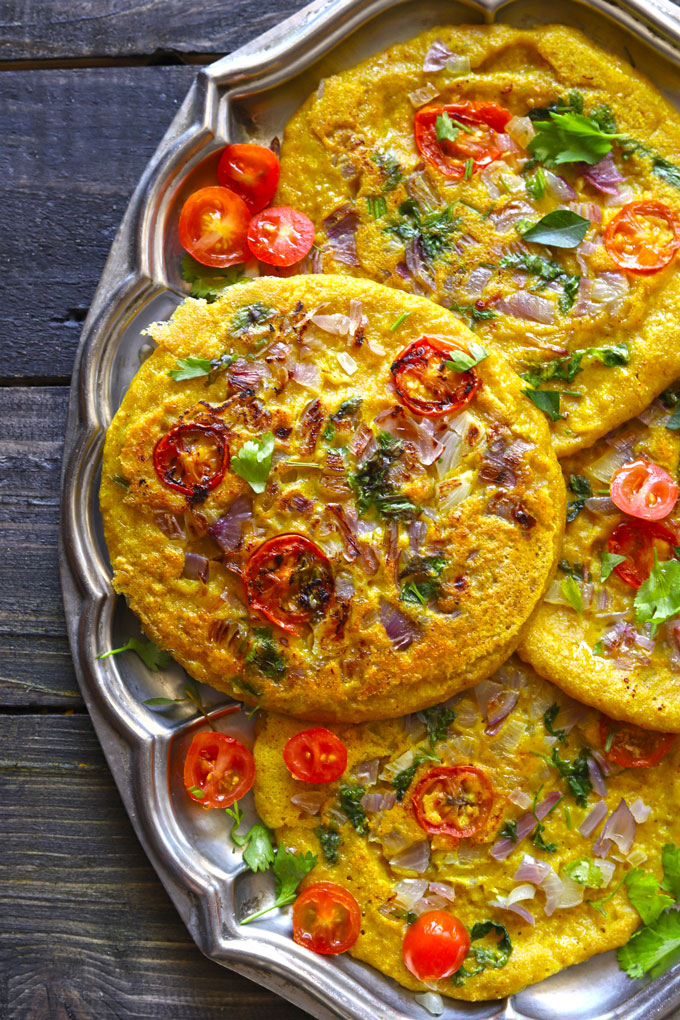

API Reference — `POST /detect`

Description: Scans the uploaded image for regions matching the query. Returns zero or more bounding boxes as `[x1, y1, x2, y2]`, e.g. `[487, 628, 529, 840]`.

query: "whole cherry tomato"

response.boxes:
[154, 422, 228, 499]
[247, 207, 315, 266]
[217, 143, 280, 213]
[414, 101, 512, 178]
[292, 882, 361, 955]
[178, 186, 251, 268]
[610, 459, 678, 520]
[413, 765, 493, 838]
[402, 911, 470, 982]
[243, 534, 334, 634]
[605, 200, 680, 273]
[184, 730, 255, 808]
[391, 337, 481, 417]
[283, 728, 348, 783]
[600, 715, 675, 768]
[607, 519, 678, 589]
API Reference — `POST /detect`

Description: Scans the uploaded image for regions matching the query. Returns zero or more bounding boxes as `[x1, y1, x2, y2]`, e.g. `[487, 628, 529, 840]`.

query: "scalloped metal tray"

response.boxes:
[59, 1, 680, 1017]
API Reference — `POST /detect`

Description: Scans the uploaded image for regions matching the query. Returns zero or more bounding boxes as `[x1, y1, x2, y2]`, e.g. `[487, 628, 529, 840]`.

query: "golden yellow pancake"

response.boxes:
[520, 387, 680, 731]
[277, 23, 680, 455]
[100, 275, 564, 721]
[253, 656, 680, 1000]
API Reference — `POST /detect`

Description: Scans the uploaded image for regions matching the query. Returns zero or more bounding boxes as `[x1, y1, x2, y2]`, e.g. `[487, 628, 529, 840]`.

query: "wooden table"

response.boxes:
[0, 4, 311, 1016]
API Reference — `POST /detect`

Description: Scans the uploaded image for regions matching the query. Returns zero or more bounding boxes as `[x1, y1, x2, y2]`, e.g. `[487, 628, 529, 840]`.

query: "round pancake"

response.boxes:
[100, 275, 564, 721]
[253, 655, 680, 1000]
[520, 388, 680, 731]
[276, 23, 680, 456]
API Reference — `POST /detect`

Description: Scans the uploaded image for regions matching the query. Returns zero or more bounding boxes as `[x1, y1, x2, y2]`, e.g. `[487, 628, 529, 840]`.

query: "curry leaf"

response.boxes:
[522, 388, 562, 422]
[521, 210, 590, 248]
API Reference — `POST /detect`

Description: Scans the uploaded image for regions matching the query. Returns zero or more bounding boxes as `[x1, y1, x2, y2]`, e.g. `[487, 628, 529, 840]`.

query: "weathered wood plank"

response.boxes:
[0, 0, 307, 64]
[0, 386, 82, 706]
[0, 67, 195, 379]
[0, 713, 308, 1020]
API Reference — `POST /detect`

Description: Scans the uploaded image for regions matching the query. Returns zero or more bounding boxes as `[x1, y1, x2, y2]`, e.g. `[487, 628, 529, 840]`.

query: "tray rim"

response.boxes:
[58, 2, 680, 1018]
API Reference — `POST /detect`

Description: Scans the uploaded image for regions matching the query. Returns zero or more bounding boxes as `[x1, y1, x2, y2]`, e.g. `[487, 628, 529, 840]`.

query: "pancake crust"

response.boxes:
[253, 656, 680, 1000]
[520, 391, 680, 731]
[101, 275, 564, 721]
[276, 24, 680, 456]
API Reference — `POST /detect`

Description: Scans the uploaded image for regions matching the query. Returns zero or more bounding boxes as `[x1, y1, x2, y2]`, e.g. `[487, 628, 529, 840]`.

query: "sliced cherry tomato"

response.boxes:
[414, 102, 512, 179]
[391, 337, 481, 418]
[184, 730, 255, 808]
[402, 911, 470, 982]
[607, 519, 678, 589]
[413, 765, 493, 838]
[600, 715, 675, 768]
[247, 206, 315, 266]
[610, 459, 678, 521]
[178, 186, 250, 268]
[292, 882, 361, 955]
[283, 728, 348, 783]
[216, 144, 280, 214]
[604, 200, 680, 273]
[243, 534, 334, 634]
[154, 422, 228, 499]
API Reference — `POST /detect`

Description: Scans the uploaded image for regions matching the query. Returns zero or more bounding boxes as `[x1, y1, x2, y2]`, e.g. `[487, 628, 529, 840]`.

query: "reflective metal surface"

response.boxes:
[59, 1, 680, 1016]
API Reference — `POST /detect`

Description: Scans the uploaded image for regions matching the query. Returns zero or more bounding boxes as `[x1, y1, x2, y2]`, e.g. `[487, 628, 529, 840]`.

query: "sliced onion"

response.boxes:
[485, 691, 519, 735]
[447, 54, 471, 76]
[579, 800, 608, 837]
[375, 406, 442, 466]
[587, 757, 608, 797]
[606, 184, 635, 207]
[353, 759, 380, 785]
[506, 115, 535, 148]
[514, 854, 552, 884]
[415, 992, 445, 1016]
[544, 170, 576, 200]
[630, 798, 651, 823]
[541, 868, 564, 917]
[230, 359, 269, 390]
[465, 265, 493, 298]
[496, 291, 555, 324]
[182, 551, 209, 582]
[389, 841, 430, 873]
[310, 312, 350, 334]
[409, 83, 439, 108]
[380, 602, 420, 651]
[435, 429, 462, 477]
[292, 361, 320, 389]
[394, 878, 429, 909]
[408, 519, 428, 553]
[509, 883, 537, 905]
[348, 298, 363, 339]
[290, 790, 325, 815]
[323, 206, 359, 266]
[489, 199, 535, 232]
[337, 351, 358, 375]
[584, 495, 618, 516]
[594, 798, 636, 858]
[595, 859, 617, 886]
[155, 512, 186, 540]
[580, 153, 624, 195]
[405, 236, 435, 291]
[209, 493, 253, 551]
[423, 38, 455, 71]
[335, 571, 355, 601]
[428, 882, 456, 903]
[589, 445, 632, 483]
[362, 791, 396, 814]
[509, 788, 533, 810]
[382, 827, 413, 855]
[475, 679, 504, 718]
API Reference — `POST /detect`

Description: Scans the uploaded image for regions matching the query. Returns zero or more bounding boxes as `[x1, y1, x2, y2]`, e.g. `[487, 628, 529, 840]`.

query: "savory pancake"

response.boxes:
[276, 24, 680, 455]
[100, 275, 564, 721]
[253, 656, 680, 1000]
[520, 387, 680, 731]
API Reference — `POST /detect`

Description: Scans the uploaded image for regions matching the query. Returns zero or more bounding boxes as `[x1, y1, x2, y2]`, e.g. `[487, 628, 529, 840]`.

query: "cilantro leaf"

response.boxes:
[544, 703, 567, 743]
[662, 844, 680, 900]
[561, 575, 583, 614]
[97, 637, 173, 672]
[371, 150, 403, 193]
[667, 404, 680, 431]
[399, 554, 446, 606]
[634, 553, 680, 635]
[231, 301, 275, 335]
[564, 858, 607, 887]
[569, 474, 592, 498]
[453, 921, 512, 984]
[241, 848, 318, 924]
[418, 704, 456, 749]
[386, 200, 459, 264]
[181, 253, 246, 300]
[351, 432, 419, 520]
[230, 431, 275, 494]
[625, 868, 674, 925]
[168, 355, 214, 381]
[549, 747, 592, 806]
[567, 500, 586, 523]
[527, 111, 624, 166]
[521, 210, 590, 248]
[521, 344, 628, 390]
[500, 819, 518, 841]
[445, 341, 489, 373]
[392, 748, 439, 801]
[315, 825, 341, 865]
[652, 156, 680, 192]
[449, 300, 497, 330]
[618, 909, 680, 979]
[245, 628, 286, 680]
[436, 111, 459, 143]
[523, 387, 562, 421]
[226, 806, 276, 873]
[601, 550, 626, 582]
[339, 784, 368, 834]
[559, 274, 581, 313]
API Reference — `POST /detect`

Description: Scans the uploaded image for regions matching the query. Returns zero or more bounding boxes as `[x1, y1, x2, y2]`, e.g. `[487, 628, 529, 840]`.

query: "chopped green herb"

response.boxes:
[601, 549, 627, 582]
[634, 553, 680, 635]
[418, 704, 456, 749]
[527, 110, 623, 166]
[569, 474, 593, 498]
[523, 388, 562, 422]
[315, 825, 342, 865]
[625, 868, 674, 925]
[549, 747, 592, 806]
[386, 199, 459, 263]
[559, 560, 585, 580]
[452, 921, 512, 985]
[230, 431, 274, 494]
[662, 844, 680, 900]
[564, 858, 606, 887]
[390, 311, 411, 331]
[667, 405, 680, 431]
[500, 819, 518, 842]
[593, 640, 604, 657]
[245, 628, 286, 680]
[436, 111, 459, 143]
[392, 748, 439, 801]
[371, 150, 404, 192]
[544, 703, 567, 743]
[351, 431, 419, 520]
[367, 195, 388, 218]
[618, 907, 680, 978]
[652, 156, 680, 192]
[339, 784, 368, 834]
[225, 805, 276, 874]
[521, 209, 590, 248]
[241, 848, 318, 924]
[97, 637, 173, 672]
[188, 785, 205, 798]
[521, 344, 629, 390]
[561, 575, 583, 614]
[331, 397, 363, 422]
[525, 166, 547, 199]
[231, 301, 275, 335]
[449, 300, 497, 330]
[399, 554, 446, 606]
[322, 423, 335, 442]
[111, 473, 130, 489]
[464, 157, 474, 180]
[181, 253, 246, 300]
[168, 355, 213, 381]
[445, 340, 489, 373]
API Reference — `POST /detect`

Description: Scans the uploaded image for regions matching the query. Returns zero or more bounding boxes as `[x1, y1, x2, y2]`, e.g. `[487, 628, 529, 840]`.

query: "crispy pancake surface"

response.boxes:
[253, 656, 680, 1000]
[520, 389, 680, 731]
[277, 24, 680, 455]
[101, 275, 564, 721]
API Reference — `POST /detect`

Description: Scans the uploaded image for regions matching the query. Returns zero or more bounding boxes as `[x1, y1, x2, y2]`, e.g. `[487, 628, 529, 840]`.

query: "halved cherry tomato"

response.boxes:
[414, 102, 512, 179]
[604, 200, 680, 273]
[292, 882, 361, 955]
[243, 534, 334, 634]
[283, 728, 348, 783]
[600, 715, 675, 768]
[402, 911, 470, 982]
[391, 337, 481, 418]
[217, 144, 280, 213]
[607, 519, 678, 589]
[413, 765, 493, 838]
[610, 459, 678, 521]
[178, 186, 250, 268]
[154, 422, 228, 499]
[184, 730, 255, 808]
[247, 206, 315, 266]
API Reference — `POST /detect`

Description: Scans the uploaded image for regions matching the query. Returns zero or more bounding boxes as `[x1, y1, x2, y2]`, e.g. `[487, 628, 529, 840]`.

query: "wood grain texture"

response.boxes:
[0, 714, 308, 1020]
[0, 66, 194, 379]
[0, 0, 308, 63]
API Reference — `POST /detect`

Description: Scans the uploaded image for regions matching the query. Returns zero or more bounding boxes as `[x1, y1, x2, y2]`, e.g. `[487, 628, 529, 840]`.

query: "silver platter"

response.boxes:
[59, 0, 680, 1016]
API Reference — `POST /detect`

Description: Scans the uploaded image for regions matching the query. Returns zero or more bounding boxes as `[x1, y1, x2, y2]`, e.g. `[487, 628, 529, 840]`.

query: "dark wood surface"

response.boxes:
[0, 5, 311, 1017]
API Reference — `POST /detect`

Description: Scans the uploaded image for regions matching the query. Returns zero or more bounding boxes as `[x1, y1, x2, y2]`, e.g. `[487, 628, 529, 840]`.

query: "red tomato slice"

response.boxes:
[391, 337, 481, 417]
[605, 200, 680, 273]
[216, 144, 280, 213]
[610, 459, 678, 521]
[247, 206, 315, 266]
[413, 765, 493, 838]
[283, 728, 348, 783]
[184, 730, 255, 808]
[243, 534, 334, 634]
[607, 519, 678, 589]
[402, 911, 470, 982]
[154, 422, 228, 499]
[414, 102, 512, 179]
[600, 715, 676, 768]
[178, 186, 250, 268]
[292, 882, 361, 955]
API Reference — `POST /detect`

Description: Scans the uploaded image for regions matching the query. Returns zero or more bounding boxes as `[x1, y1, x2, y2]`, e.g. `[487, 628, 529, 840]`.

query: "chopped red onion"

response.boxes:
[374, 406, 442, 466]
[353, 758, 380, 785]
[327, 503, 361, 562]
[380, 602, 420, 651]
[230, 359, 268, 390]
[290, 790, 325, 814]
[606, 184, 634, 206]
[579, 800, 608, 837]
[209, 494, 253, 552]
[485, 691, 520, 736]
[544, 170, 576, 200]
[465, 265, 493, 298]
[475, 679, 504, 718]
[405, 237, 435, 291]
[634, 631, 656, 653]
[408, 83, 439, 108]
[335, 571, 355, 601]
[155, 512, 186, 540]
[587, 757, 608, 797]
[310, 312, 350, 335]
[509, 788, 533, 810]
[507, 903, 535, 925]
[506, 115, 535, 148]
[570, 201, 602, 223]
[590, 748, 613, 778]
[408, 519, 428, 553]
[182, 551, 209, 582]
[389, 841, 430, 873]
[428, 882, 456, 903]
[348, 298, 363, 339]
[292, 361, 320, 390]
[496, 291, 555, 324]
[362, 792, 396, 814]
[594, 798, 636, 857]
[323, 206, 359, 266]
[514, 854, 552, 884]
[579, 153, 624, 195]
[394, 878, 429, 909]
[489, 200, 535, 232]
[491, 794, 561, 861]
[630, 798, 651, 823]
[584, 495, 618, 516]
[423, 37, 455, 70]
